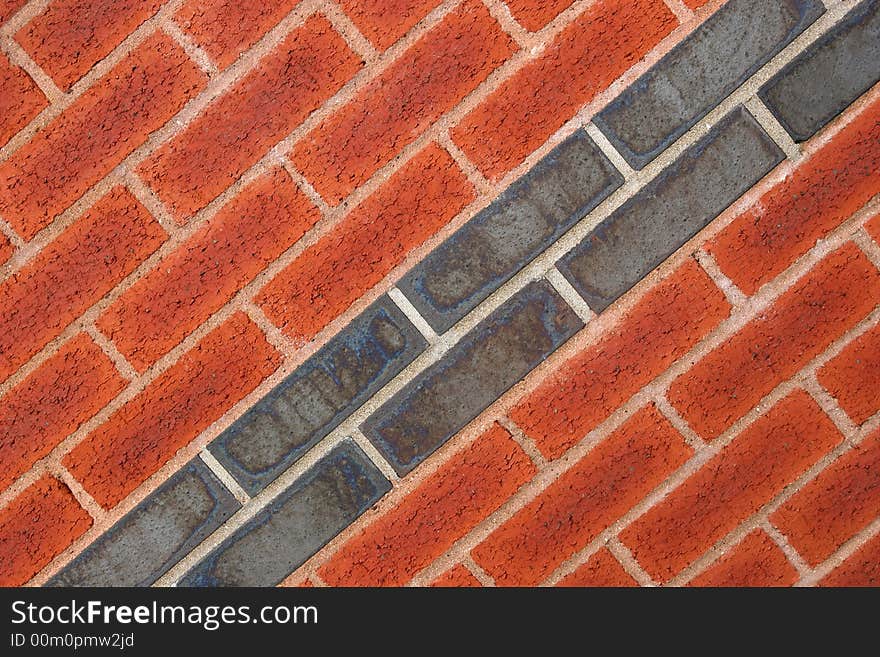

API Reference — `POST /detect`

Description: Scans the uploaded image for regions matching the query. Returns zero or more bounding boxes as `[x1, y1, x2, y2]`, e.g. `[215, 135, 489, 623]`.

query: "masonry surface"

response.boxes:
[0, 0, 878, 588]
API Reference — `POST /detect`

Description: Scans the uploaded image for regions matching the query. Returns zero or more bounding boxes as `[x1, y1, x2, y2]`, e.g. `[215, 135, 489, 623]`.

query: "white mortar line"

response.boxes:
[585, 122, 636, 180]
[798, 516, 880, 586]
[745, 96, 801, 161]
[163, 20, 220, 79]
[387, 287, 441, 344]
[351, 428, 401, 484]
[84, 323, 139, 382]
[198, 450, 251, 506]
[54, 464, 106, 523]
[321, 1, 379, 63]
[463, 555, 497, 587]
[662, 0, 695, 23]
[607, 537, 657, 586]
[544, 267, 595, 324]
[761, 518, 812, 577]
[694, 249, 748, 306]
[496, 416, 548, 469]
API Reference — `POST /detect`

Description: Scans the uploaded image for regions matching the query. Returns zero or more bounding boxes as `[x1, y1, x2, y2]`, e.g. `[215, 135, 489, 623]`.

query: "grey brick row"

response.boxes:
[760, 0, 880, 141]
[594, 0, 824, 169]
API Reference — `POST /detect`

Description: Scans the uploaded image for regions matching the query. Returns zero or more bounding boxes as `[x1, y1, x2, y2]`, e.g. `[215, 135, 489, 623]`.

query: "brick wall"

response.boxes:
[0, 0, 878, 587]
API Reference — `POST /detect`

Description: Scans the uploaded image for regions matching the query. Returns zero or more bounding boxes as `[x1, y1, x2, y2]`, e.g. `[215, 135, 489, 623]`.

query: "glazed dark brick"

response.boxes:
[362, 281, 583, 475]
[208, 295, 426, 495]
[760, 0, 880, 142]
[397, 130, 622, 333]
[48, 459, 239, 587]
[179, 440, 390, 587]
[558, 108, 783, 312]
[593, 0, 823, 169]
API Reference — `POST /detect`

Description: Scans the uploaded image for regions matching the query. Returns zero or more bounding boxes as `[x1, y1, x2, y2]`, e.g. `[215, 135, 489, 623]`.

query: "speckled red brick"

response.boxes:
[0, 233, 12, 265]
[319, 423, 535, 586]
[338, 0, 442, 50]
[819, 532, 880, 587]
[622, 391, 842, 583]
[175, 0, 302, 70]
[257, 143, 474, 342]
[291, 0, 515, 205]
[0, 333, 124, 491]
[64, 313, 280, 509]
[0, 51, 46, 148]
[556, 548, 637, 587]
[473, 406, 691, 586]
[452, 0, 676, 180]
[431, 565, 482, 587]
[139, 15, 360, 222]
[504, 0, 575, 31]
[867, 213, 880, 243]
[689, 530, 798, 587]
[98, 168, 318, 371]
[0, 33, 205, 239]
[510, 260, 730, 460]
[817, 323, 880, 426]
[0, 476, 91, 586]
[0, 0, 25, 24]
[0, 187, 165, 384]
[15, 0, 164, 91]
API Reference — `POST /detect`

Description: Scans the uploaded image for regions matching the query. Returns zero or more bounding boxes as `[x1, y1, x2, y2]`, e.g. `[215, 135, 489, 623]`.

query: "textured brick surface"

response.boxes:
[257, 144, 473, 342]
[175, 0, 302, 70]
[622, 391, 841, 582]
[0, 188, 165, 384]
[688, 530, 798, 587]
[820, 532, 880, 586]
[452, 0, 676, 180]
[181, 440, 389, 586]
[50, 459, 239, 586]
[15, 0, 164, 91]
[772, 429, 880, 566]
[594, 0, 823, 169]
[0, 0, 25, 24]
[338, 0, 441, 50]
[0, 34, 205, 239]
[98, 169, 318, 371]
[363, 281, 582, 475]
[431, 565, 481, 587]
[473, 406, 691, 586]
[139, 16, 359, 222]
[556, 549, 637, 587]
[65, 313, 279, 509]
[511, 261, 730, 459]
[320, 423, 535, 586]
[292, 0, 515, 205]
[559, 108, 782, 312]
[0, 477, 91, 586]
[0, 51, 46, 147]
[209, 296, 425, 494]
[0, 334, 124, 491]
[669, 245, 880, 439]
[0, 234, 12, 264]
[709, 96, 880, 295]
[761, 0, 880, 142]
[817, 323, 880, 426]
[504, 0, 574, 31]
[398, 130, 622, 333]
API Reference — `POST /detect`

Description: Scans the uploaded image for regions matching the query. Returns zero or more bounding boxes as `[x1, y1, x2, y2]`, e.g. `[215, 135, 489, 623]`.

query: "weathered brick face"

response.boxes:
[1, 0, 878, 589]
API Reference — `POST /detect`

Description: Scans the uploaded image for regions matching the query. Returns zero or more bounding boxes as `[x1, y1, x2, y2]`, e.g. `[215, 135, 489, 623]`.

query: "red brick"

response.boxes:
[339, 0, 442, 50]
[622, 391, 842, 583]
[320, 423, 535, 586]
[669, 245, 880, 439]
[257, 144, 473, 342]
[0, 187, 165, 385]
[291, 0, 515, 205]
[0, 34, 205, 239]
[452, 0, 675, 180]
[473, 406, 691, 586]
[175, 0, 301, 70]
[819, 532, 880, 587]
[504, 0, 574, 31]
[772, 428, 880, 567]
[708, 97, 880, 295]
[15, 0, 163, 91]
[139, 16, 359, 223]
[98, 168, 318, 372]
[0, 51, 46, 148]
[556, 548, 637, 587]
[0, 0, 25, 24]
[817, 324, 880, 426]
[0, 476, 91, 586]
[431, 565, 482, 587]
[689, 530, 798, 587]
[0, 334, 124, 491]
[64, 313, 280, 509]
[510, 260, 730, 460]
[867, 213, 880, 243]
[0, 233, 12, 264]
[684, 0, 711, 8]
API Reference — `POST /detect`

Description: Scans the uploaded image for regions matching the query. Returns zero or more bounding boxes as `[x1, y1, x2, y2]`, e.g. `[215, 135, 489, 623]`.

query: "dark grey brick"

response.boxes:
[48, 459, 239, 587]
[594, 0, 823, 169]
[559, 107, 783, 312]
[179, 440, 389, 587]
[208, 296, 426, 495]
[760, 0, 880, 142]
[362, 281, 582, 475]
[397, 131, 622, 333]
